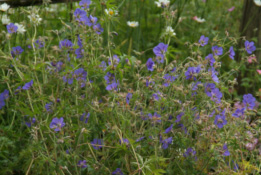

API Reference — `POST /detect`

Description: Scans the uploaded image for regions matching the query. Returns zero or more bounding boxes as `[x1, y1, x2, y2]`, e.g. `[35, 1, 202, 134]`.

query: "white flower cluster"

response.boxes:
[165, 26, 176, 36]
[15, 23, 26, 34]
[1, 15, 10, 25]
[0, 3, 10, 12]
[28, 13, 42, 26]
[0, 3, 26, 34]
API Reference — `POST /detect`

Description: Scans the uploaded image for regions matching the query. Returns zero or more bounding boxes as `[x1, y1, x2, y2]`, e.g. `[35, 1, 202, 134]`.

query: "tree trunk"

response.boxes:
[235, 0, 261, 95]
[0, 0, 79, 7]
[239, 0, 261, 62]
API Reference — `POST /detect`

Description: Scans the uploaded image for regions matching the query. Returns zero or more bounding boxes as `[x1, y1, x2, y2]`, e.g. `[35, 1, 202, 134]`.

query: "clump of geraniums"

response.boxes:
[0, 0, 260, 175]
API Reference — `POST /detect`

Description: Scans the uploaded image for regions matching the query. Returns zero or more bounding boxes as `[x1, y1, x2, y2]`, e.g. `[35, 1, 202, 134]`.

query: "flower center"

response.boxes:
[217, 118, 223, 123]
[109, 11, 114, 15]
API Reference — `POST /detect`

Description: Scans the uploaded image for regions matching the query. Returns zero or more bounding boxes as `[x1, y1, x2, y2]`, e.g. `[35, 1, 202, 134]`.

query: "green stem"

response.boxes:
[27, 90, 34, 112]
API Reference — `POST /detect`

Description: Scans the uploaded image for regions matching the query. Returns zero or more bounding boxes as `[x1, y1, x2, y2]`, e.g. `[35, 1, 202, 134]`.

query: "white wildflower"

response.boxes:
[253, 0, 261, 6]
[14, 23, 26, 34]
[45, 7, 55, 12]
[105, 8, 118, 16]
[127, 21, 139, 28]
[193, 16, 205, 23]
[165, 26, 176, 36]
[1, 14, 10, 25]
[155, 0, 170, 8]
[0, 3, 10, 12]
[28, 13, 42, 26]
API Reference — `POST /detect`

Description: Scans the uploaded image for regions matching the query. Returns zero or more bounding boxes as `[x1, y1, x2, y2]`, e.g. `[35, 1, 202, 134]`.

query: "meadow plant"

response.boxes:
[0, 0, 260, 175]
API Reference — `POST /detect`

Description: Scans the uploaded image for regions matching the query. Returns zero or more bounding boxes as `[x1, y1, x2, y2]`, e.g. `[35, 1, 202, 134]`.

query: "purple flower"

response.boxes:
[24, 117, 36, 127]
[0, 89, 9, 101]
[153, 43, 168, 62]
[185, 66, 201, 81]
[243, 94, 256, 110]
[210, 88, 222, 104]
[50, 117, 65, 132]
[99, 61, 107, 71]
[212, 46, 223, 56]
[223, 144, 230, 156]
[59, 39, 74, 50]
[75, 48, 84, 58]
[148, 112, 161, 123]
[77, 160, 87, 168]
[79, 0, 91, 9]
[183, 148, 197, 160]
[136, 136, 145, 142]
[14, 86, 22, 95]
[192, 81, 201, 91]
[91, 139, 103, 150]
[0, 89, 9, 109]
[146, 58, 154, 71]
[214, 114, 227, 128]
[66, 148, 72, 154]
[22, 80, 33, 90]
[232, 161, 239, 171]
[175, 112, 184, 123]
[152, 91, 161, 101]
[11, 46, 24, 58]
[232, 108, 245, 118]
[93, 23, 104, 34]
[209, 110, 216, 117]
[34, 39, 45, 49]
[63, 75, 73, 85]
[45, 102, 53, 113]
[126, 93, 132, 105]
[171, 67, 177, 73]
[198, 35, 209, 46]
[104, 72, 115, 84]
[208, 67, 219, 83]
[205, 83, 216, 97]
[104, 73, 115, 83]
[108, 55, 120, 67]
[51, 61, 64, 72]
[74, 8, 87, 21]
[7, 23, 18, 33]
[88, 15, 97, 26]
[77, 35, 83, 47]
[229, 46, 235, 59]
[120, 138, 130, 146]
[178, 123, 188, 134]
[77, 15, 90, 26]
[163, 74, 177, 87]
[56, 98, 61, 103]
[164, 124, 173, 133]
[104, 72, 118, 91]
[140, 111, 148, 120]
[106, 81, 119, 91]
[146, 78, 155, 87]
[161, 137, 172, 149]
[205, 54, 215, 66]
[112, 168, 124, 175]
[245, 40, 256, 54]
[80, 112, 90, 123]
[74, 68, 87, 86]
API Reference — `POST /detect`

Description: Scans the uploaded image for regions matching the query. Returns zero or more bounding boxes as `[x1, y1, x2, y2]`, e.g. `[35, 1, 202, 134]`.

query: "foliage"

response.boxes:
[0, 0, 260, 174]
